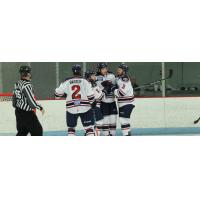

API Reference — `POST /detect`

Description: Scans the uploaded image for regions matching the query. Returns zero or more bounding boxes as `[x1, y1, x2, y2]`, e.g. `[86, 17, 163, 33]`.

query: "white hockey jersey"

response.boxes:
[114, 76, 135, 108]
[96, 72, 116, 103]
[92, 85, 105, 107]
[55, 77, 95, 114]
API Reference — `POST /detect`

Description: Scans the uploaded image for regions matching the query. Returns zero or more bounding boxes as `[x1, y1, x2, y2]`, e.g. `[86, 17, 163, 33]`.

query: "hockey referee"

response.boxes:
[12, 66, 45, 136]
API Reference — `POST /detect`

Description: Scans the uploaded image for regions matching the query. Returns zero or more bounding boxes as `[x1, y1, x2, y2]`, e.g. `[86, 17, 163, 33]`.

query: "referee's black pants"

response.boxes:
[15, 108, 43, 136]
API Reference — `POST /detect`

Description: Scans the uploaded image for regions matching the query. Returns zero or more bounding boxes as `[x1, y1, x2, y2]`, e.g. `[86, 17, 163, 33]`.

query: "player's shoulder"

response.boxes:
[19, 79, 31, 88]
[63, 76, 74, 82]
[63, 76, 85, 83]
[82, 78, 90, 84]
[107, 71, 115, 76]
[107, 72, 115, 78]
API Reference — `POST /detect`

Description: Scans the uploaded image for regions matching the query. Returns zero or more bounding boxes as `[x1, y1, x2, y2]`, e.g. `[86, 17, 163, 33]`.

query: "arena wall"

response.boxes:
[1, 97, 200, 134]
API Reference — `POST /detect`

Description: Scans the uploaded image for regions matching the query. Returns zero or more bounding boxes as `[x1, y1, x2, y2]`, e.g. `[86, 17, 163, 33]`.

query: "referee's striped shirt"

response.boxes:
[12, 79, 43, 111]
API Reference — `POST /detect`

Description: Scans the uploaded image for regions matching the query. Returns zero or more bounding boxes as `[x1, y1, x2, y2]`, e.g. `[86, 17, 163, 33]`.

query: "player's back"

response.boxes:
[55, 76, 95, 114]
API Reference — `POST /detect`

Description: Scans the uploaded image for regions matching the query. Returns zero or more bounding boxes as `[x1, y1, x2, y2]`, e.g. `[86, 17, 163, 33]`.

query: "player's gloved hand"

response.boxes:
[91, 101, 97, 109]
[103, 84, 115, 95]
[110, 84, 118, 93]
[102, 89, 108, 96]
[54, 93, 67, 99]
[101, 80, 112, 88]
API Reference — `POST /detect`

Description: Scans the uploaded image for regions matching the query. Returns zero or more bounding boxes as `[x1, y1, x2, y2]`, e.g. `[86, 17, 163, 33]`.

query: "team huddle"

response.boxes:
[55, 63, 135, 136]
[12, 63, 135, 136]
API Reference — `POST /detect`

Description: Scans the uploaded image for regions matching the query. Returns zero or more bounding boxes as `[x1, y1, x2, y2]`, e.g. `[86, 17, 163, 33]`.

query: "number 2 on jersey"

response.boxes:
[72, 85, 81, 99]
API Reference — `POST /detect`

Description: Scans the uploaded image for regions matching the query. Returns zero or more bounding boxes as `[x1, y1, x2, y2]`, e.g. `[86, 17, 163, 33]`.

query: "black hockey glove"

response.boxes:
[110, 84, 118, 93]
[54, 93, 67, 98]
[91, 101, 97, 109]
[102, 89, 108, 96]
[101, 80, 112, 88]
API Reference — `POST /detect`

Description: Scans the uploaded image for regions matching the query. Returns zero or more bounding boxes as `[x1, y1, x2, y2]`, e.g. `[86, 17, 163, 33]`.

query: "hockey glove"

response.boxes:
[91, 101, 97, 109]
[110, 84, 118, 93]
[101, 80, 112, 88]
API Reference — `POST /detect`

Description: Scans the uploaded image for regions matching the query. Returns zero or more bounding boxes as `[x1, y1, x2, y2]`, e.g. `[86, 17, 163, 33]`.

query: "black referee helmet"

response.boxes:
[19, 65, 31, 77]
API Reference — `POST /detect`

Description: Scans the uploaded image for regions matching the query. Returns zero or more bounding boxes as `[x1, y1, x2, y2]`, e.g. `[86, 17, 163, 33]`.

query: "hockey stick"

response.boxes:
[194, 117, 200, 124]
[134, 69, 173, 90]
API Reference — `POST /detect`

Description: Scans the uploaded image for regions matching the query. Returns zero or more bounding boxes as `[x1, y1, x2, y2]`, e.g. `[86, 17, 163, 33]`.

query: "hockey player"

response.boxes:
[112, 64, 135, 136]
[85, 70, 105, 136]
[54, 64, 96, 136]
[96, 63, 118, 136]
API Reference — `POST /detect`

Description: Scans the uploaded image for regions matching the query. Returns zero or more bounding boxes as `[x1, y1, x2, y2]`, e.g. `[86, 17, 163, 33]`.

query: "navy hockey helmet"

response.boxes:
[72, 64, 81, 75]
[85, 70, 96, 80]
[97, 63, 108, 72]
[118, 63, 128, 73]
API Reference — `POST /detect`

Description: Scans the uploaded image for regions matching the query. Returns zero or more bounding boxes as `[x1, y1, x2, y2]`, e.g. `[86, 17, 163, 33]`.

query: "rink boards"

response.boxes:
[1, 97, 200, 135]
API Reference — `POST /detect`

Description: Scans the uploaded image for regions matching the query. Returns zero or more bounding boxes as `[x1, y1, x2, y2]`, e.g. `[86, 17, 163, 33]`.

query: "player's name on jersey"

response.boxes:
[69, 79, 82, 84]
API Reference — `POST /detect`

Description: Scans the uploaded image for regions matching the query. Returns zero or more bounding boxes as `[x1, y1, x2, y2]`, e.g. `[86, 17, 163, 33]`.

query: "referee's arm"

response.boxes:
[12, 93, 17, 108]
[23, 84, 43, 110]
